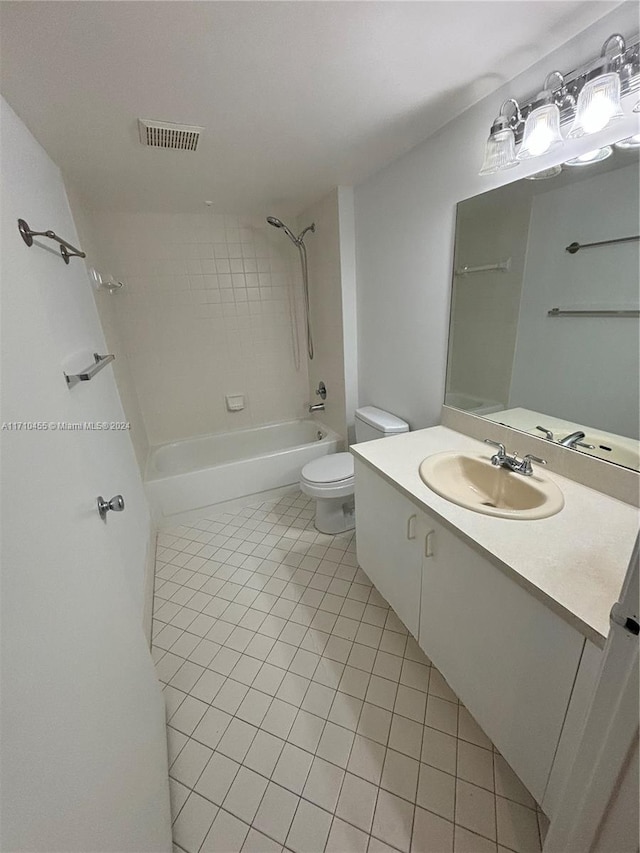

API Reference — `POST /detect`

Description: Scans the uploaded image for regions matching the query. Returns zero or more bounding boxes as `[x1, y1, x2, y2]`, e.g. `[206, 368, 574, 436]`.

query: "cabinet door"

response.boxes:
[419, 515, 584, 803]
[354, 460, 422, 637]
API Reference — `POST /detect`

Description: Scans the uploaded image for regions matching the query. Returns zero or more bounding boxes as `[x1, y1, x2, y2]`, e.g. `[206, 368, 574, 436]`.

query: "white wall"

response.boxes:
[77, 209, 309, 448]
[0, 118, 153, 618]
[510, 162, 640, 439]
[354, 3, 640, 431]
[337, 186, 359, 443]
[0, 96, 170, 851]
[67, 188, 151, 470]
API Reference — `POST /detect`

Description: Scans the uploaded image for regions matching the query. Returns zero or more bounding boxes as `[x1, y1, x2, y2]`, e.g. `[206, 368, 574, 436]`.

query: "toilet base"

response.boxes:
[314, 495, 355, 535]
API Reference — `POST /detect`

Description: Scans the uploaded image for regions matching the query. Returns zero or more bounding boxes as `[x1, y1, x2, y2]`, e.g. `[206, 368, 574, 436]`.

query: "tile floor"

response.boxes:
[152, 492, 547, 853]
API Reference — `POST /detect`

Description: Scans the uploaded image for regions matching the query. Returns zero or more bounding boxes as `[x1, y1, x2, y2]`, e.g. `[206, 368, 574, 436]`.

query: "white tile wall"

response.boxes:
[84, 210, 310, 447]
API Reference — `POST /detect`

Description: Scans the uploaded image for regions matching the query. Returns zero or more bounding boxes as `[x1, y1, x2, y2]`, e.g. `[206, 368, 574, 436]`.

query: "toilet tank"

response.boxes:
[354, 406, 409, 442]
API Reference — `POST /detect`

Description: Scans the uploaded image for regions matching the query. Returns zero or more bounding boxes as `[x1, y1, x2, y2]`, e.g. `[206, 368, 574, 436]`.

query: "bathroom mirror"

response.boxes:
[445, 137, 640, 471]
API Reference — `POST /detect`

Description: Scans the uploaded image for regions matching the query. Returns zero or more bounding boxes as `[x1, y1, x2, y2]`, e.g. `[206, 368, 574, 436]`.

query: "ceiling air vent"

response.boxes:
[138, 119, 203, 151]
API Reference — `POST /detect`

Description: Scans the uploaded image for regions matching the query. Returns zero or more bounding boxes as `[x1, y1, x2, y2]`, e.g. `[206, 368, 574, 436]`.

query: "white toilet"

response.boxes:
[300, 406, 409, 534]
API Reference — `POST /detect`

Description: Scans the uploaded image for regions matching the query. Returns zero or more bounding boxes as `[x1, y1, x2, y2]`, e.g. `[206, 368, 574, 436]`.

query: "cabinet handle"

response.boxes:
[407, 515, 417, 540]
[425, 530, 435, 558]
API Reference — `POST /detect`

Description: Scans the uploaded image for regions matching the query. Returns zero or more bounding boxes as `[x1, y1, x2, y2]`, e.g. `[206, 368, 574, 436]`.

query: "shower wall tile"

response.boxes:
[85, 211, 310, 448]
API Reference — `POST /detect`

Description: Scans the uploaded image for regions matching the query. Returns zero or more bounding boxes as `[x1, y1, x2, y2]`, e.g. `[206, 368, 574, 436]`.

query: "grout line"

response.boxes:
[158, 492, 538, 853]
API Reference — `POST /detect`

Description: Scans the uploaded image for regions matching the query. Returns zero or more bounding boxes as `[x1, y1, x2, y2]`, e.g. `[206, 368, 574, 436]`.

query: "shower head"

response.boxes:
[267, 215, 316, 247]
[266, 215, 298, 245]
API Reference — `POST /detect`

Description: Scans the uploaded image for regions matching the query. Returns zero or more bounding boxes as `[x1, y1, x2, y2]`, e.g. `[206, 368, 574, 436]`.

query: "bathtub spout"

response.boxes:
[309, 403, 325, 413]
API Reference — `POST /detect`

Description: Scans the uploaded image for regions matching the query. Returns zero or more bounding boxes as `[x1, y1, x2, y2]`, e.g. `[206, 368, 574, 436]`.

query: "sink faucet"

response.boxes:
[484, 439, 546, 477]
[536, 425, 555, 441]
[558, 431, 595, 450]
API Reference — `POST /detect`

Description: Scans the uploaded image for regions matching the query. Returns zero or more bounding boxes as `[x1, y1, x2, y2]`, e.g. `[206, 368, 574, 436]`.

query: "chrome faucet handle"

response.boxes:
[576, 441, 596, 450]
[484, 439, 507, 466]
[536, 425, 554, 441]
[521, 454, 546, 475]
[484, 439, 505, 454]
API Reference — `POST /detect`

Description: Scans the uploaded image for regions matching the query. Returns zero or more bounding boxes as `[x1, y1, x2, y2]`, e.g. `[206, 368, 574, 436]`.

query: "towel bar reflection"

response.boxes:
[548, 308, 640, 318]
[454, 259, 511, 276]
[18, 218, 86, 264]
[65, 353, 115, 389]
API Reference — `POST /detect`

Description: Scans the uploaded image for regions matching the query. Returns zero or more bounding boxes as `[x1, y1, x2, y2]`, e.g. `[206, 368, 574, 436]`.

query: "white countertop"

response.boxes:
[351, 426, 639, 647]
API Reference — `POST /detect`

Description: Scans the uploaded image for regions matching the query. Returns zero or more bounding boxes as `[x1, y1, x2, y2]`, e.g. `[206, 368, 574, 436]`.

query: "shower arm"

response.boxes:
[296, 223, 316, 243]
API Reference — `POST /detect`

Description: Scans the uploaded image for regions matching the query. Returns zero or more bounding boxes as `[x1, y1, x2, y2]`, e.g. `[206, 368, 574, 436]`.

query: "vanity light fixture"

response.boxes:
[614, 134, 640, 149]
[563, 146, 613, 166]
[480, 32, 640, 175]
[568, 36, 626, 138]
[525, 164, 562, 180]
[518, 72, 567, 159]
[479, 99, 522, 175]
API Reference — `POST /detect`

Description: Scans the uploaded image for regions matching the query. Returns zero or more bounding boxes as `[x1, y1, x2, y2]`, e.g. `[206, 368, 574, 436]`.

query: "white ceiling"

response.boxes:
[0, 1, 619, 216]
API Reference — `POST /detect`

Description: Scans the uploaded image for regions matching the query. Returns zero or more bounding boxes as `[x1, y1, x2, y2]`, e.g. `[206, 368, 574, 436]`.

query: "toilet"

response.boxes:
[300, 406, 409, 534]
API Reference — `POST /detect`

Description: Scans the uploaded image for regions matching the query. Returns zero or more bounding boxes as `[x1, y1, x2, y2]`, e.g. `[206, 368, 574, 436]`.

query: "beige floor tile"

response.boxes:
[454, 825, 497, 853]
[286, 799, 333, 853]
[303, 756, 345, 813]
[272, 743, 314, 794]
[347, 733, 386, 785]
[335, 772, 379, 833]
[457, 740, 494, 792]
[388, 714, 423, 759]
[357, 702, 392, 745]
[200, 808, 250, 853]
[326, 816, 369, 853]
[381, 748, 420, 803]
[412, 807, 454, 853]
[195, 752, 241, 806]
[317, 721, 355, 768]
[417, 763, 456, 821]
[152, 495, 541, 853]
[421, 727, 457, 775]
[372, 789, 415, 853]
[455, 779, 497, 841]
[495, 797, 541, 853]
[173, 792, 218, 853]
[252, 782, 299, 844]
[494, 755, 536, 808]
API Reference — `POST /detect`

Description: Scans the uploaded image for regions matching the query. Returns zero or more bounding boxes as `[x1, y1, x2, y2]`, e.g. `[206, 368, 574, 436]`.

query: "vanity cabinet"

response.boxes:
[354, 458, 598, 809]
[354, 461, 424, 637]
[419, 511, 584, 803]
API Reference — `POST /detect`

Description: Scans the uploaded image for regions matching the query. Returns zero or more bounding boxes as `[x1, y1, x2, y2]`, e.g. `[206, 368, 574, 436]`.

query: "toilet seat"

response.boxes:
[300, 452, 355, 499]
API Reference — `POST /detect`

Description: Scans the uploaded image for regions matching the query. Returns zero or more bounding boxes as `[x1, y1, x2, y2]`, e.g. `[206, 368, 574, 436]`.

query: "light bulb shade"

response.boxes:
[525, 164, 562, 181]
[479, 128, 518, 175]
[517, 104, 563, 159]
[568, 72, 624, 137]
[615, 134, 640, 150]
[564, 146, 613, 166]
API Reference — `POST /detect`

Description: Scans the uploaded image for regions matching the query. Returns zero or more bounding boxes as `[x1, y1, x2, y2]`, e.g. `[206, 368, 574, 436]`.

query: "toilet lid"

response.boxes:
[302, 452, 354, 484]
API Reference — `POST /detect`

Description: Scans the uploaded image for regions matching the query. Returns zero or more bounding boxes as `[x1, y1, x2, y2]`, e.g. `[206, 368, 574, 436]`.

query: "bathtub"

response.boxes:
[145, 419, 341, 519]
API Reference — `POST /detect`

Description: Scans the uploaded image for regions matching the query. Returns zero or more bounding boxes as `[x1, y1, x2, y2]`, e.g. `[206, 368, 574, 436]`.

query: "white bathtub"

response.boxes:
[145, 419, 341, 519]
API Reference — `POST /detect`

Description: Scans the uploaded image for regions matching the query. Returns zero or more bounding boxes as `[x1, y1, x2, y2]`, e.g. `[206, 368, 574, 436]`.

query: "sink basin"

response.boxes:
[419, 452, 564, 520]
